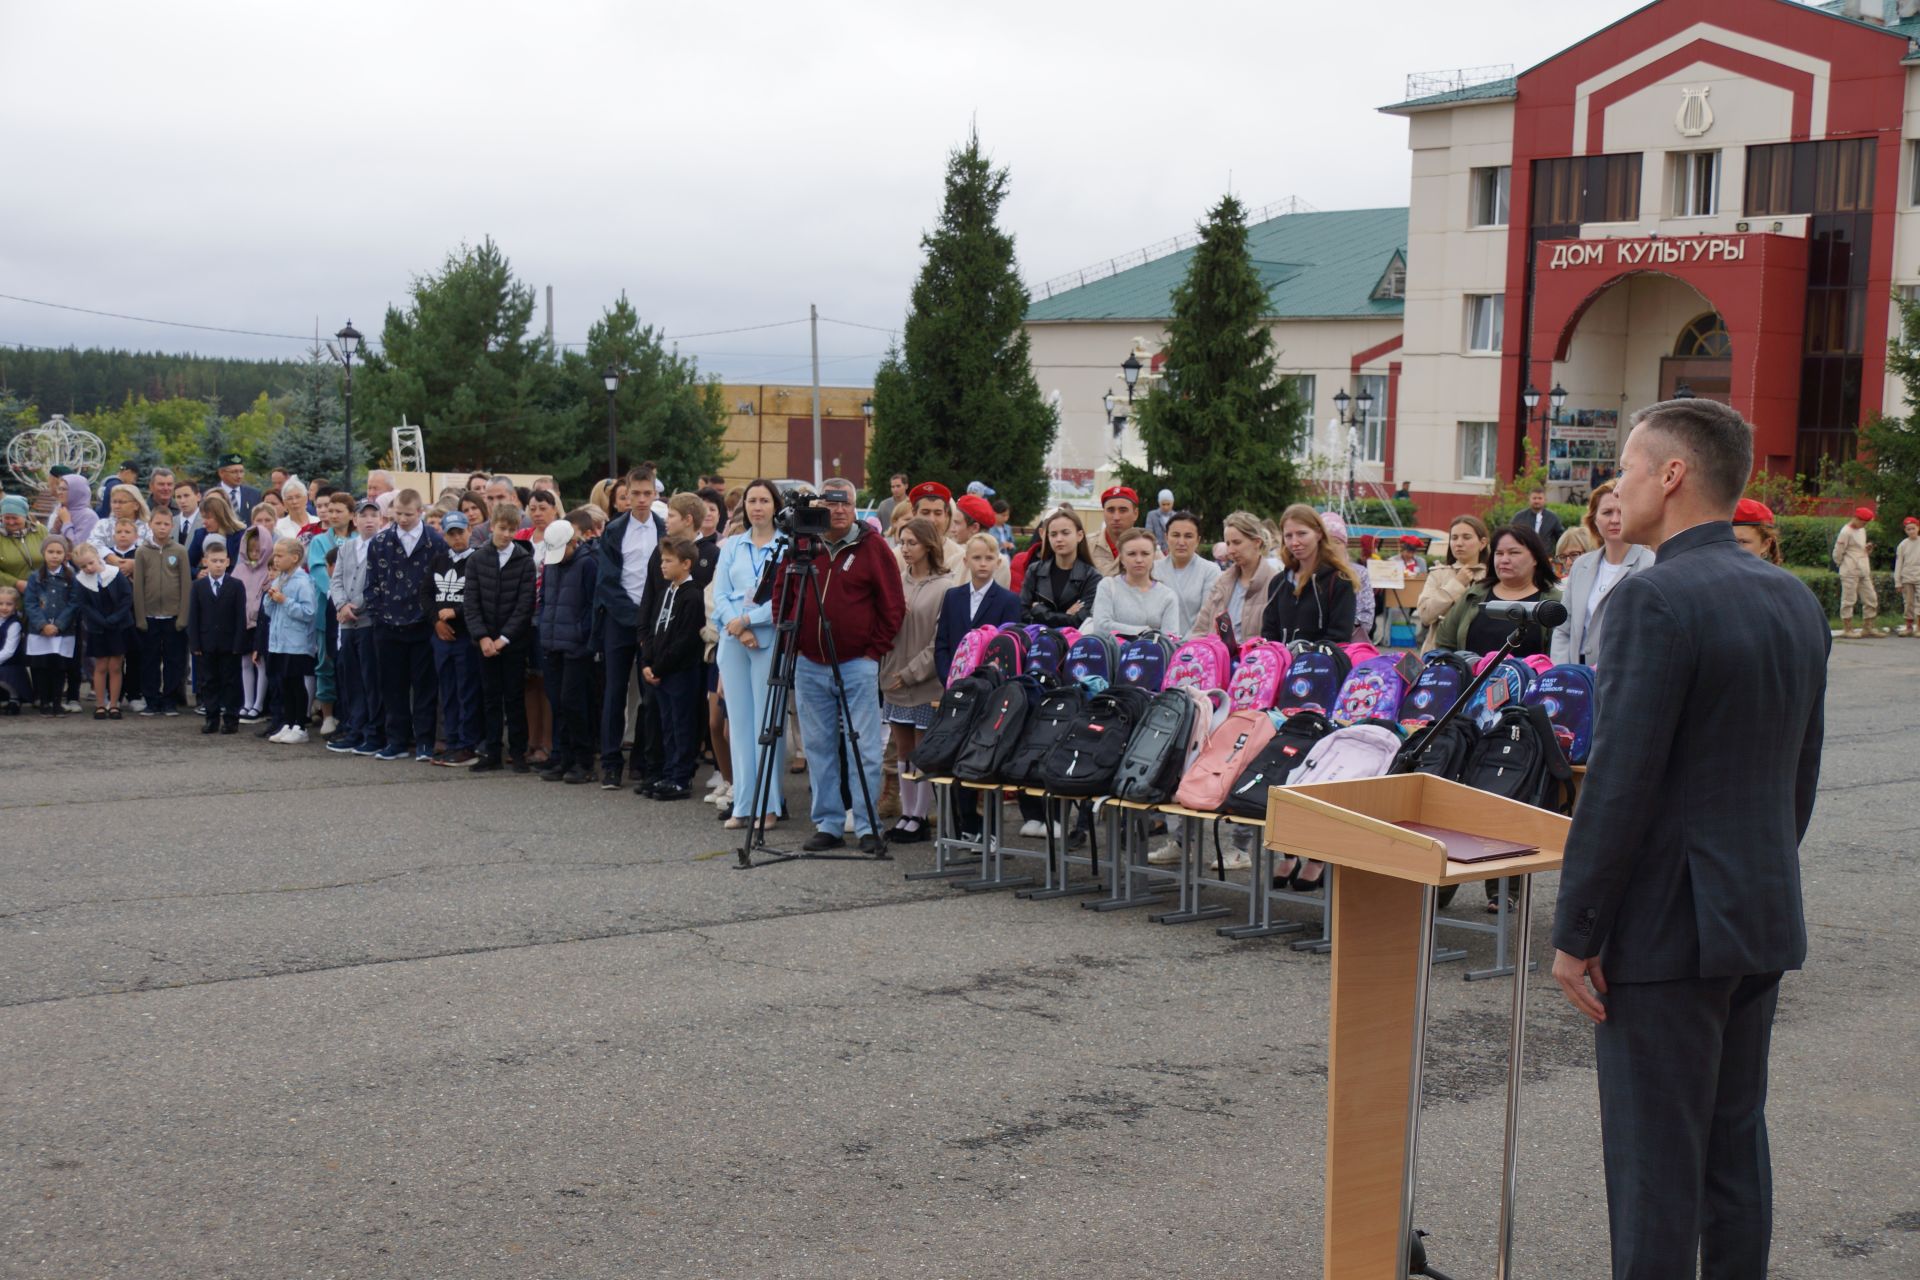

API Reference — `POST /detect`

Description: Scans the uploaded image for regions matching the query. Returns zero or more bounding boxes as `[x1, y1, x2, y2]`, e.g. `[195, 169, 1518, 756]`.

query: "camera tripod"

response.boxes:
[735, 532, 888, 869]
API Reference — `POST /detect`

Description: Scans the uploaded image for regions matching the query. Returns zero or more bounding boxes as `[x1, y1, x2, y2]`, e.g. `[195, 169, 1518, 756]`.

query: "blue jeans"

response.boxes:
[431, 632, 482, 752]
[794, 655, 883, 837]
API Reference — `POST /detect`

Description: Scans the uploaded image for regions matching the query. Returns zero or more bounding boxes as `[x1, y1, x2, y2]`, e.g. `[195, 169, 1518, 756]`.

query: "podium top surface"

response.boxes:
[1264, 775, 1568, 886]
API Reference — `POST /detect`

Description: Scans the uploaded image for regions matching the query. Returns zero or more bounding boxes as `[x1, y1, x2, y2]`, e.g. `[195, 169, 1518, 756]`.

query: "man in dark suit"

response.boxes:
[187, 535, 250, 733]
[1552, 398, 1829, 1280]
[1517, 486, 1564, 546]
[211, 454, 263, 522]
[593, 465, 668, 791]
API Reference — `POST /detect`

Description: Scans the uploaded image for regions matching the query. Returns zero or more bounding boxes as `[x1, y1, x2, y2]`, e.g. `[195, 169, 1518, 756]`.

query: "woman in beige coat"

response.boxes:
[879, 517, 954, 843]
[1189, 511, 1276, 643]
[1414, 515, 1490, 653]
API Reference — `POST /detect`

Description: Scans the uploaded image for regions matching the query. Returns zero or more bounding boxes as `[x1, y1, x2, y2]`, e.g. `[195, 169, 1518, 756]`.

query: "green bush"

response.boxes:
[1785, 567, 1900, 618]
[1485, 502, 1586, 532]
[1335, 497, 1418, 527]
[1776, 516, 1848, 569]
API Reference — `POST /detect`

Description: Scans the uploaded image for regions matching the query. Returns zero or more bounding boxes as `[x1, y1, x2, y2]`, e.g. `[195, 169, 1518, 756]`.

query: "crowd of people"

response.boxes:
[2, 449, 1907, 854]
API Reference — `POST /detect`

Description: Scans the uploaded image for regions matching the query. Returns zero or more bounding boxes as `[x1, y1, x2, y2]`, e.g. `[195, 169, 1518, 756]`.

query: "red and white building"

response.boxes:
[1385, 0, 1920, 512]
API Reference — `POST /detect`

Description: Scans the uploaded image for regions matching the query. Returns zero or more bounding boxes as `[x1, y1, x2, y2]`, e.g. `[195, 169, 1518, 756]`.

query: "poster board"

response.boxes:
[1546, 410, 1619, 488]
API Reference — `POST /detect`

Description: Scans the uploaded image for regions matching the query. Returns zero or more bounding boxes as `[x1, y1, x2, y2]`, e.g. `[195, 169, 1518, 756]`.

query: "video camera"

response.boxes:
[775, 487, 836, 539]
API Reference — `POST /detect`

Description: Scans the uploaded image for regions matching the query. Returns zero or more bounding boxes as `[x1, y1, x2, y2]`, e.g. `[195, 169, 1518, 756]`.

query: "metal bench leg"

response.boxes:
[906, 780, 983, 880]
[1152, 814, 1231, 925]
[956, 787, 1034, 893]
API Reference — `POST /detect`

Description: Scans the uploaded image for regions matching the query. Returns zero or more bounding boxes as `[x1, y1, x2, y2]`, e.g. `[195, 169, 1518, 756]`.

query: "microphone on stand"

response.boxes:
[1481, 598, 1569, 629]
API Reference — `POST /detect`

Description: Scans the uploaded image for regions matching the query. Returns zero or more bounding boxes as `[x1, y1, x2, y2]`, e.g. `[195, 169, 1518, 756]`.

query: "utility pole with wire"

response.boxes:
[809, 303, 823, 489]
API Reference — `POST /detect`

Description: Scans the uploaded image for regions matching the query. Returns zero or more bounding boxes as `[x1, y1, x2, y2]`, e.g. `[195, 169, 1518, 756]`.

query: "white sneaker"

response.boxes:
[705, 773, 725, 791]
[63, 700, 82, 713]
[282, 726, 309, 744]
[268, 726, 293, 743]
[1220, 847, 1252, 871]
[128, 698, 146, 712]
[1019, 819, 1046, 838]
[1147, 844, 1183, 865]
[319, 715, 338, 736]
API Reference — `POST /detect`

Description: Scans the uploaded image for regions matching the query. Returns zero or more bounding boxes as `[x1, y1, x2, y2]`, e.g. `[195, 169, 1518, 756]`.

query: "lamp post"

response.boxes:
[333, 321, 361, 493]
[1120, 351, 1142, 401]
[1331, 386, 1376, 504]
[1520, 381, 1569, 470]
[602, 366, 621, 480]
[1103, 391, 1128, 440]
[1672, 380, 1695, 399]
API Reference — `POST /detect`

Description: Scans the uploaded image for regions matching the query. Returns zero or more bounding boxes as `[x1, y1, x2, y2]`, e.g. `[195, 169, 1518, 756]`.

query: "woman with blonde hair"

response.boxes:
[190, 490, 246, 576]
[1260, 504, 1361, 645]
[1190, 511, 1276, 642]
[878, 517, 954, 843]
[1414, 515, 1490, 653]
[1551, 480, 1652, 666]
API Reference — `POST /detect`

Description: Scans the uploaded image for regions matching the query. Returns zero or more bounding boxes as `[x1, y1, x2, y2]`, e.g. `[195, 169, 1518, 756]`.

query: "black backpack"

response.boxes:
[1112, 688, 1202, 804]
[916, 670, 1003, 778]
[1038, 686, 1154, 796]
[1002, 683, 1088, 786]
[1460, 703, 1573, 811]
[954, 676, 1046, 783]
[1391, 717, 1481, 781]
[1223, 710, 1336, 818]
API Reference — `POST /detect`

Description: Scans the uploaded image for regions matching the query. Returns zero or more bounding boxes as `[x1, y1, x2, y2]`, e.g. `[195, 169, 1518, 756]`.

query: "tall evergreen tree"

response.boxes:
[560, 293, 730, 489]
[357, 238, 574, 483]
[267, 347, 356, 488]
[868, 131, 1056, 520]
[185, 396, 230, 486]
[1113, 194, 1306, 535]
[126, 415, 165, 480]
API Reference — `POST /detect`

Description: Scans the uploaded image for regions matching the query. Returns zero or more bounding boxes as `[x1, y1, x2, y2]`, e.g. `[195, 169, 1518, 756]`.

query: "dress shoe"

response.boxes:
[802, 831, 845, 852]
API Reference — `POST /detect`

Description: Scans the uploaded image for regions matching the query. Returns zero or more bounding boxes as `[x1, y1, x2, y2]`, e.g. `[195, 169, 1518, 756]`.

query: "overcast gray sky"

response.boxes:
[1, 0, 1647, 387]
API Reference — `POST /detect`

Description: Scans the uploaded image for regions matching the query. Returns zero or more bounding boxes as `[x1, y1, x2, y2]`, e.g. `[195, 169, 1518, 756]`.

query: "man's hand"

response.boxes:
[642, 667, 659, 684]
[434, 620, 455, 642]
[1553, 949, 1608, 1024]
[338, 604, 358, 625]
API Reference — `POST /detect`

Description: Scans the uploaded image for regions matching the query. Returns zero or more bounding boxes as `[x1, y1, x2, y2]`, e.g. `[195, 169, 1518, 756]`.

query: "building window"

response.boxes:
[1671, 150, 1720, 217]
[1458, 422, 1498, 481]
[1532, 153, 1642, 226]
[1674, 312, 1731, 358]
[1285, 373, 1317, 455]
[1746, 138, 1876, 216]
[1910, 141, 1920, 208]
[1466, 294, 1504, 353]
[1357, 373, 1388, 464]
[1471, 166, 1510, 226]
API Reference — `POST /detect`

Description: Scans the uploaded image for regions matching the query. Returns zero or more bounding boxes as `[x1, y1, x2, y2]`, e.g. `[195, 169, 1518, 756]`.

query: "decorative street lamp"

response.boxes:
[1520, 381, 1569, 468]
[602, 366, 621, 480]
[1672, 380, 1695, 399]
[860, 397, 874, 420]
[1332, 386, 1376, 503]
[333, 321, 361, 493]
[1103, 391, 1128, 440]
[1120, 351, 1142, 401]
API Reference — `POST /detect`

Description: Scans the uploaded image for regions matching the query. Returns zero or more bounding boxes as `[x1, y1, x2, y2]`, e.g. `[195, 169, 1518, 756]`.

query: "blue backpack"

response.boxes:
[1524, 663, 1598, 764]
[1116, 631, 1174, 692]
[1464, 657, 1536, 732]
[1024, 627, 1073, 677]
[1064, 633, 1120, 690]
[1277, 645, 1352, 716]
[1399, 651, 1474, 731]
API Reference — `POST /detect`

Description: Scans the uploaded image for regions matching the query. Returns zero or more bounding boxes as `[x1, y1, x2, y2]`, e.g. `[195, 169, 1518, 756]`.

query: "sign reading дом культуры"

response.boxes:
[1546, 236, 1749, 270]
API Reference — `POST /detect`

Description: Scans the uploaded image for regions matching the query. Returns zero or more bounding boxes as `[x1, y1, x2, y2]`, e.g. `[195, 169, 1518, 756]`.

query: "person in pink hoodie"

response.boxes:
[48, 473, 97, 548]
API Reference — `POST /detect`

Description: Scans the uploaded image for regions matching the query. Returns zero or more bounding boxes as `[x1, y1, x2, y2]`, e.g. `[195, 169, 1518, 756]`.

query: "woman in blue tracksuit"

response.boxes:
[710, 479, 785, 829]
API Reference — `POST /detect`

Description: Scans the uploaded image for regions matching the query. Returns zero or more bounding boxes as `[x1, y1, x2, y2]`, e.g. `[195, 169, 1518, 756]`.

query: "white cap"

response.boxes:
[540, 520, 575, 565]
[1157, 489, 1174, 504]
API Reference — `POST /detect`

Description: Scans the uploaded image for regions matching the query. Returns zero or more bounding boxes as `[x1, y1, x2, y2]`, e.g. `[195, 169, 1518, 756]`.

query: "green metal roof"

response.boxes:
[1025, 206, 1409, 323]
[1381, 76, 1517, 113]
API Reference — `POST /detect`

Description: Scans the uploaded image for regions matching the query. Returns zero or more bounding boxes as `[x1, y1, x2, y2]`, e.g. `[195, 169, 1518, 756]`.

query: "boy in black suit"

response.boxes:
[187, 536, 249, 733]
[639, 536, 705, 800]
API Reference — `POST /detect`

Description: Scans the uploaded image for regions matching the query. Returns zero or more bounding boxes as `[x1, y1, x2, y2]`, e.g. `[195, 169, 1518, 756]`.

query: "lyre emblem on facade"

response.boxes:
[1675, 86, 1713, 138]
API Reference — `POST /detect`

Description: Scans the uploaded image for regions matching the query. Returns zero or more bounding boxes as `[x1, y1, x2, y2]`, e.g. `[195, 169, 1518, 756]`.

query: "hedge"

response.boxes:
[1776, 516, 1848, 569]
[1785, 567, 1903, 618]
[1485, 502, 1586, 532]
[1334, 497, 1419, 527]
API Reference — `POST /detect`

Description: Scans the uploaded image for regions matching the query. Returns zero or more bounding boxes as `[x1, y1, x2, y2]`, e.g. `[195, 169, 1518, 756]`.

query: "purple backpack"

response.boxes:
[1331, 656, 1409, 727]
[1276, 644, 1352, 716]
[1524, 663, 1598, 764]
[1116, 632, 1174, 691]
[1399, 651, 1474, 730]
[1025, 627, 1073, 677]
[1464, 657, 1536, 731]
[1167, 634, 1232, 691]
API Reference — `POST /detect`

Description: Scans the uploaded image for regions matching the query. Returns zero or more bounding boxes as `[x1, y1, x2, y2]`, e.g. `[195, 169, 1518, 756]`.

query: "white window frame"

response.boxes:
[1466, 294, 1504, 353]
[1671, 149, 1721, 217]
[1286, 373, 1317, 456]
[1357, 373, 1388, 464]
[1458, 421, 1498, 481]
[1470, 166, 1510, 227]
[1910, 140, 1920, 208]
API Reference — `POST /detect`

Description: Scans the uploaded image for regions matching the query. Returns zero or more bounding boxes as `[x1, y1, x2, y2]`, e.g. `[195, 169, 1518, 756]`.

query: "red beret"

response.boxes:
[1854, 506, 1876, 521]
[955, 494, 996, 529]
[1732, 498, 1775, 525]
[1905, 515, 1920, 527]
[1400, 534, 1425, 548]
[1100, 485, 1139, 507]
[907, 481, 951, 506]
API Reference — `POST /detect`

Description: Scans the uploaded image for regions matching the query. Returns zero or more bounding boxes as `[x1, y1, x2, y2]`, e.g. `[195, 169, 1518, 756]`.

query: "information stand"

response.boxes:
[1264, 775, 1569, 1280]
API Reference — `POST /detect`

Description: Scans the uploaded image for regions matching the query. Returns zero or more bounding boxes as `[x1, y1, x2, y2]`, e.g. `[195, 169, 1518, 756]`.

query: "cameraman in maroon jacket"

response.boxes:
[787, 477, 905, 852]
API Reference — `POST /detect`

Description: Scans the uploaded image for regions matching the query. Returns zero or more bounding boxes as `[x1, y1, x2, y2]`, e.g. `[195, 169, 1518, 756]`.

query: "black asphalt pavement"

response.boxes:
[2, 640, 1916, 1278]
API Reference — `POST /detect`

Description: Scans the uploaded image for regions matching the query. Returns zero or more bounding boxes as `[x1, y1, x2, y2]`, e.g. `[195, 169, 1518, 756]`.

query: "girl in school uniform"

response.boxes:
[69, 541, 135, 719]
[22, 536, 80, 715]
[231, 505, 279, 723]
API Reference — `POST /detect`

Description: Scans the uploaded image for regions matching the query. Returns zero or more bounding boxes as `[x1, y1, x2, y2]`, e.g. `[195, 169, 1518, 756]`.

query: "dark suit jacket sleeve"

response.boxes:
[934, 589, 962, 685]
[187, 583, 207, 652]
[1793, 650, 1828, 842]
[988, 584, 1021, 629]
[1550, 576, 1692, 959]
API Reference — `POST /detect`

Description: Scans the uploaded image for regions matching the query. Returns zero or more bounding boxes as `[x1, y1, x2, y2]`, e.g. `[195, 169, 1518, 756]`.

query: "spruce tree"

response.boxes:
[1114, 194, 1306, 535]
[562, 293, 730, 490]
[126, 415, 164, 480]
[868, 131, 1056, 521]
[185, 396, 230, 486]
[268, 347, 355, 488]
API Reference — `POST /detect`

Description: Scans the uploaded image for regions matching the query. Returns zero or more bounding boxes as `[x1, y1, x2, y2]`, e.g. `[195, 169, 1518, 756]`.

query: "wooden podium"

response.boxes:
[1264, 775, 1571, 1280]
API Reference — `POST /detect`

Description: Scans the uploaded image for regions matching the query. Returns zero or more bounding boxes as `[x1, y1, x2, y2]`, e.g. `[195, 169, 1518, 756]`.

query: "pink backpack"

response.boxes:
[1288, 722, 1403, 785]
[947, 625, 999, 684]
[1342, 640, 1382, 666]
[1167, 635, 1232, 691]
[1330, 656, 1410, 726]
[1226, 639, 1292, 711]
[1175, 708, 1279, 811]
[1472, 651, 1553, 677]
